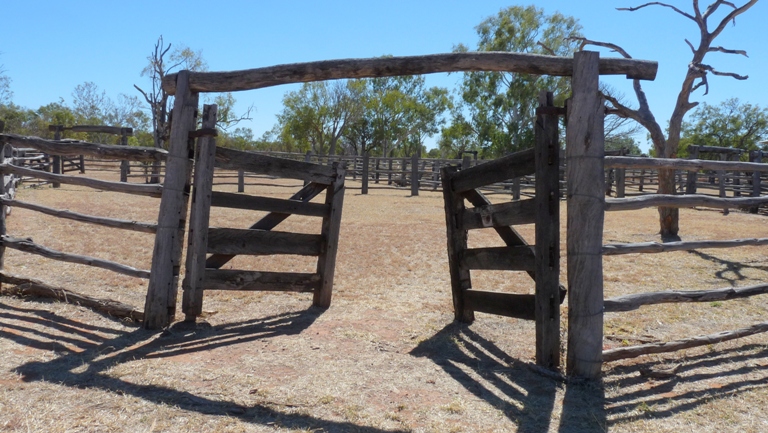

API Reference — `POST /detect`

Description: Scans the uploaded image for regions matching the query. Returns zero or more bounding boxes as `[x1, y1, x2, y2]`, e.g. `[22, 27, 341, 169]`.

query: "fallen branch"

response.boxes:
[0, 272, 143, 321]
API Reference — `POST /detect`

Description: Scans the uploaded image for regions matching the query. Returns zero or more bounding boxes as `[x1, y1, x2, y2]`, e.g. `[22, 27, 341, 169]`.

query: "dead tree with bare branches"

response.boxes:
[573, 0, 757, 240]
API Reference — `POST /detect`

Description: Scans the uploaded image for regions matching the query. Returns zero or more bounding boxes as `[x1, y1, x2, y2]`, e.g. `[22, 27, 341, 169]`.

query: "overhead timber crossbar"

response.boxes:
[161, 52, 657, 94]
[600, 146, 768, 364]
[178, 104, 346, 323]
[441, 91, 563, 370]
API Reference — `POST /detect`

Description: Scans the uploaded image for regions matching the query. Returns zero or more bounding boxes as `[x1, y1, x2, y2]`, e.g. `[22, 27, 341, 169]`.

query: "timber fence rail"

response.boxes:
[181, 104, 346, 323]
[0, 133, 166, 319]
[600, 156, 768, 362]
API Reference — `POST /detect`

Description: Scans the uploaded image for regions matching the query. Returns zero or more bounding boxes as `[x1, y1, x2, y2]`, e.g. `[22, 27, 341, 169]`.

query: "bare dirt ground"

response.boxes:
[1, 170, 767, 432]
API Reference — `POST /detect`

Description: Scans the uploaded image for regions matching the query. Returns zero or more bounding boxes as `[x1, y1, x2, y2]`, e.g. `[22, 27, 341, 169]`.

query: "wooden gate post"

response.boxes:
[361, 152, 370, 195]
[314, 162, 346, 308]
[182, 104, 218, 321]
[566, 51, 605, 379]
[534, 91, 561, 369]
[144, 71, 199, 329]
[411, 153, 419, 196]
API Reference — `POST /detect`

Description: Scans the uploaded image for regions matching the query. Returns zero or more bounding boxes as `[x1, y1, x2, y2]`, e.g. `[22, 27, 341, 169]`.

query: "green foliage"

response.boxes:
[444, 5, 582, 157]
[679, 98, 768, 157]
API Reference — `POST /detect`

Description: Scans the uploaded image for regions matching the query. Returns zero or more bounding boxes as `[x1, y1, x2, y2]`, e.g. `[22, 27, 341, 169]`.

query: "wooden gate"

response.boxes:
[441, 93, 564, 368]
[181, 105, 346, 322]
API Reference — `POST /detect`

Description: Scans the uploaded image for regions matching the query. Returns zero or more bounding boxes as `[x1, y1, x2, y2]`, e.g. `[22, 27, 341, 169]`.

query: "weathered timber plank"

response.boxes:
[1, 198, 157, 233]
[205, 270, 320, 292]
[461, 246, 536, 271]
[566, 51, 605, 379]
[462, 198, 537, 230]
[451, 148, 536, 193]
[1, 133, 165, 162]
[605, 194, 768, 211]
[314, 162, 346, 307]
[207, 228, 322, 256]
[603, 321, 768, 362]
[211, 191, 329, 217]
[144, 71, 199, 329]
[215, 147, 335, 184]
[463, 290, 536, 320]
[0, 164, 163, 197]
[1, 236, 150, 279]
[162, 52, 657, 94]
[602, 238, 768, 255]
[0, 272, 143, 321]
[441, 166, 474, 323]
[604, 284, 768, 312]
[69, 126, 133, 135]
[182, 105, 218, 320]
[604, 156, 768, 173]
[205, 182, 327, 269]
[534, 90, 561, 369]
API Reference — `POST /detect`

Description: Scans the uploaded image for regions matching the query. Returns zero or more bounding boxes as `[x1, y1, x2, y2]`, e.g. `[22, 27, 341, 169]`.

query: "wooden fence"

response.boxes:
[0, 133, 168, 320]
[593, 156, 768, 365]
[181, 105, 346, 321]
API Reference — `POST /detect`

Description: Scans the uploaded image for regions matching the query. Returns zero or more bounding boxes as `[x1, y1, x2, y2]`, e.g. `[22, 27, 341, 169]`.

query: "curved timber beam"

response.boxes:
[162, 52, 658, 94]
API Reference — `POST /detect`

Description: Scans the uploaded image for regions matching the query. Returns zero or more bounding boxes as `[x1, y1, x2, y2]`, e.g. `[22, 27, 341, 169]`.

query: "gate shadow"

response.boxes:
[3, 302, 407, 433]
[409, 322, 607, 433]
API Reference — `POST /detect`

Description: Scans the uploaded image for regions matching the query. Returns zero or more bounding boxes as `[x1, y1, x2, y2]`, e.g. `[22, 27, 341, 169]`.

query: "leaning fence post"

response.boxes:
[144, 70, 199, 330]
[566, 51, 605, 379]
[314, 162, 346, 308]
[361, 152, 370, 195]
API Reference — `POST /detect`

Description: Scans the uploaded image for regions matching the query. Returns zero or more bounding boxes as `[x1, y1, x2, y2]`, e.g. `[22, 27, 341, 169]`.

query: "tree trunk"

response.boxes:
[657, 168, 680, 240]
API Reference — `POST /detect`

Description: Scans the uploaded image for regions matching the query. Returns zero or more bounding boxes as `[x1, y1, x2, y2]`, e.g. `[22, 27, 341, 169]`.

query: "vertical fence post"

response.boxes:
[750, 150, 763, 214]
[685, 146, 699, 194]
[361, 152, 370, 195]
[237, 170, 245, 192]
[375, 158, 381, 184]
[441, 165, 473, 323]
[388, 159, 393, 185]
[534, 91, 561, 369]
[512, 177, 521, 200]
[144, 70, 199, 330]
[314, 162, 346, 308]
[120, 131, 130, 183]
[462, 156, 471, 170]
[0, 162, 6, 273]
[566, 51, 605, 379]
[51, 127, 62, 188]
[411, 153, 419, 196]
[182, 104, 218, 321]
[432, 161, 439, 190]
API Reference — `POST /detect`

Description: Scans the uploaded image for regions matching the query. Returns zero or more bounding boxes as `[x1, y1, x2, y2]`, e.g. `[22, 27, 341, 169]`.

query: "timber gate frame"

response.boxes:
[180, 105, 345, 322]
[144, 51, 657, 379]
[441, 91, 564, 369]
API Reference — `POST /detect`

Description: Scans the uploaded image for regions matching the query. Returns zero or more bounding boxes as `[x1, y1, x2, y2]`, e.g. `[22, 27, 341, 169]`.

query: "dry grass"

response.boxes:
[1, 169, 767, 432]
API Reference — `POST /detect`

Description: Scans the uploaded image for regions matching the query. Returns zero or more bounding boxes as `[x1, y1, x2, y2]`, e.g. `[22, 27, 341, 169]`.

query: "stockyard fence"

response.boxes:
[11, 51, 764, 379]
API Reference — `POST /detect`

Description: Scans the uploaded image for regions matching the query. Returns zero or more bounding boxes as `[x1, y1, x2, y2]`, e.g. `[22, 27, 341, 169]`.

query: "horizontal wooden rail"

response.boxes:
[602, 238, 768, 255]
[215, 147, 336, 185]
[0, 198, 157, 233]
[605, 194, 768, 211]
[203, 270, 321, 291]
[451, 148, 536, 193]
[461, 246, 536, 271]
[1, 236, 151, 279]
[464, 290, 536, 320]
[210, 191, 329, 217]
[603, 321, 768, 362]
[49, 125, 133, 135]
[605, 156, 768, 172]
[162, 52, 658, 94]
[0, 272, 143, 321]
[0, 164, 163, 197]
[463, 198, 537, 229]
[206, 228, 322, 256]
[604, 283, 768, 312]
[1, 133, 166, 162]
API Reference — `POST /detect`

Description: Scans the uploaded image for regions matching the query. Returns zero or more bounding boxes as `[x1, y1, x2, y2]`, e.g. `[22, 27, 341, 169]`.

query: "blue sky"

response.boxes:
[2, 1, 766, 153]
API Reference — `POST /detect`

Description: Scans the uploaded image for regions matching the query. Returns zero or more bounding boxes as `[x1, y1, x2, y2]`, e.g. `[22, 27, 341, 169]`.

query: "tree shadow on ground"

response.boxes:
[687, 250, 768, 285]
[2, 301, 407, 433]
[603, 343, 768, 426]
[410, 322, 607, 433]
